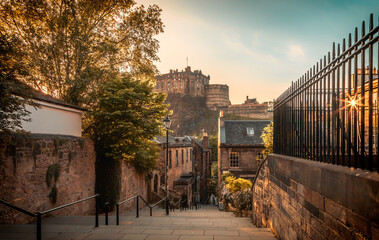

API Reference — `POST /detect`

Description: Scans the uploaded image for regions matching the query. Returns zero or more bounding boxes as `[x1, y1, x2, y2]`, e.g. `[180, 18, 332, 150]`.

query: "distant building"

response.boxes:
[155, 66, 210, 97]
[190, 133, 211, 203]
[153, 133, 211, 205]
[221, 96, 273, 119]
[205, 84, 231, 110]
[218, 111, 271, 182]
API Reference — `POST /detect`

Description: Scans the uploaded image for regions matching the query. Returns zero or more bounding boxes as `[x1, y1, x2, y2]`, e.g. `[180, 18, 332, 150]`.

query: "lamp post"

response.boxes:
[163, 115, 171, 215]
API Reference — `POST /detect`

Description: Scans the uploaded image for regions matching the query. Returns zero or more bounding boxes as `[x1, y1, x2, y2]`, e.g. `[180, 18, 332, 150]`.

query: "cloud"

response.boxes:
[288, 45, 305, 58]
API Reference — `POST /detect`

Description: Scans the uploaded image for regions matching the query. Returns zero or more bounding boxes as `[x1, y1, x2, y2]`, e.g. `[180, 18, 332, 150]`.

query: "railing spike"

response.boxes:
[343, 38, 346, 52]
[337, 43, 340, 56]
[355, 27, 358, 43]
[349, 33, 352, 47]
[332, 42, 335, 59]
[328, 52, 331, 63]
[369, 13, 373, 30]
[362, 21, 365, 37]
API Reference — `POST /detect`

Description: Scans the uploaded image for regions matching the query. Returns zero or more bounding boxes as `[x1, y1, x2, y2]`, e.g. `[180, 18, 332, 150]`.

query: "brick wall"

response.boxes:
[0, 134, 95, 224]
[253, 154, 379, 240]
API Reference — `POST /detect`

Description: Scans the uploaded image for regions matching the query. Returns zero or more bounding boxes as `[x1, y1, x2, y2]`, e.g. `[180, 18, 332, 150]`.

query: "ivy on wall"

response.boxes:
[46, 163, 61, 204]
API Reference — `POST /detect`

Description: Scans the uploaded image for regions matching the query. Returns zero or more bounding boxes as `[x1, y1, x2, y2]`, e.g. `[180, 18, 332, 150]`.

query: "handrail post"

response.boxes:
[36, 212, 41, 240]
[150, 206, 152, 217]
[116, 204, 120, 225]
[105, 202, 109, 225]
[95, 195, 99, 227]
[136, 195, 139, 218]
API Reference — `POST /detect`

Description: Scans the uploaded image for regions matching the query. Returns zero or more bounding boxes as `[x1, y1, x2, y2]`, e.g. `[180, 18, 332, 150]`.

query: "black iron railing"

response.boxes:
[116, 194, 166, 225]
[274, 14, 378, 172]
[0, 194, 99, 240]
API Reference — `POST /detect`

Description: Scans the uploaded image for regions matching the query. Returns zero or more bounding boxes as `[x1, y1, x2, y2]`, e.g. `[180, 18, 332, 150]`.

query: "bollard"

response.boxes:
[136, 196, 139, 218]
[36, 212, 42, 240]
[95, 196, 99, 227]
[116, 204, 119, 225]
[105, 202, 109, 225]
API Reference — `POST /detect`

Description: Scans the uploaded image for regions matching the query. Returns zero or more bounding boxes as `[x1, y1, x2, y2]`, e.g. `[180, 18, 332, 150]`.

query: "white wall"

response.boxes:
[22, 101, 83, 137]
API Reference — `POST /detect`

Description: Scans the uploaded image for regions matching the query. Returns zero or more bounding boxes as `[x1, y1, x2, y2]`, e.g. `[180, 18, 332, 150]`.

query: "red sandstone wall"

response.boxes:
[118, 162, 150, 211]
[253, 154, 379, 240]
[0, 135, 95, 224]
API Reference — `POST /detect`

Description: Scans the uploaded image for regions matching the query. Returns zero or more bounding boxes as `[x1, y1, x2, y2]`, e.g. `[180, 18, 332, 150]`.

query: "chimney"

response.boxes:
[202, 131, 209, 149]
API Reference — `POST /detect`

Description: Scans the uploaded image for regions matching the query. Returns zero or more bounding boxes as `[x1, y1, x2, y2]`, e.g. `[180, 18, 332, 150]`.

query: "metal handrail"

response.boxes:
[40, 194, 99, 215]
[0, 194, 99, 240]
[116, 194, 164, 225]
[251, 157, 268, 190]
[0, 199, 35, 217]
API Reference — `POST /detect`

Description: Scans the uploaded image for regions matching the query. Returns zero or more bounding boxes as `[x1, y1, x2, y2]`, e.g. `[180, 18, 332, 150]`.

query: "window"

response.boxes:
[229, 152, 239, 168]
[257, 152, 264, 161]
[182, 149, 184, 164]
[186, 149, 188, 162]
[247, 127, 254, 136]
[176, 150, 179, 166]
[169, 150, 172, 168]
[190, 149, 192, 161]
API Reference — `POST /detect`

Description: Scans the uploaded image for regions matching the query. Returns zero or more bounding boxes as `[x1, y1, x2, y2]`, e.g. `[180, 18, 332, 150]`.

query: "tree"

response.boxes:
[0, 34, 38, 134]
[209, 134, 218, 162]
[0, 0, 164, 106]
[85, 74, 168, 172]
[260, 122, 273, 157]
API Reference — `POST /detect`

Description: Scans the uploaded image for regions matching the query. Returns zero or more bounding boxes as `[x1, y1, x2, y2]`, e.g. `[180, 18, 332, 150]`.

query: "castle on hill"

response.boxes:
[154, 66, 272, 119]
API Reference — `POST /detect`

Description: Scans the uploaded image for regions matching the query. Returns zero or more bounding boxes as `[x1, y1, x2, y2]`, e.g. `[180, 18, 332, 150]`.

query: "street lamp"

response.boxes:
[163, 115, 171, 215]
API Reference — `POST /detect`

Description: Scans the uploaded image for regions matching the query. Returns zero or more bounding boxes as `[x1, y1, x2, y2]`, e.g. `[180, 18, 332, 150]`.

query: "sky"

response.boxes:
[137, 0, 379, 104]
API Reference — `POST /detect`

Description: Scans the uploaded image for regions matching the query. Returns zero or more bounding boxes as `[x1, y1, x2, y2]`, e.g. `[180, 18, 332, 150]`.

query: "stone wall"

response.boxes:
[119, 162, 150, 211]
[0, 134, 95, 224]
[252, 154, 379, 240]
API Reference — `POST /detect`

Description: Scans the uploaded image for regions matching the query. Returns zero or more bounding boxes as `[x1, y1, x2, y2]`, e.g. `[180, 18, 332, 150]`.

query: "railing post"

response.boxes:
[150, 206, 152, 217]
[105, 202, 109, 225]
[116, 204, 119, 225]
[95, 195, 99, 227]
[36, 212, 41, 240]
[136, 195, 139, 218]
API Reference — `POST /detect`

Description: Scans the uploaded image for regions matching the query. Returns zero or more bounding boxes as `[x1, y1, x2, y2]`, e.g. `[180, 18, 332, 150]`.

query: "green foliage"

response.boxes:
[219, 172, 252, 211]
[0, 34, 38, 134]
[46, 163, 61, 187]
[208, 135, 218, 162]
[221, 172, 234, 182]
[49, 185, 58, 204]
[224, 176, 252, 194]
[207, 177, 218, 197]
[230, 188, 252, 211]
[211, 161, 218, 178]
[0, 0, 164, 105]
[85, 75, 168, 173]
[260, 122, 273, 157]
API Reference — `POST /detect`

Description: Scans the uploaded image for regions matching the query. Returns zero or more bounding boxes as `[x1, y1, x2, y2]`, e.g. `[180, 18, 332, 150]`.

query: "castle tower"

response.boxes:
[205, 84, 231, 110]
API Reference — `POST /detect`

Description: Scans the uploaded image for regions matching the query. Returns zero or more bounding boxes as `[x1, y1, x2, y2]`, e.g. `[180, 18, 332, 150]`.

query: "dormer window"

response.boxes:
[247, 127, 254, 136]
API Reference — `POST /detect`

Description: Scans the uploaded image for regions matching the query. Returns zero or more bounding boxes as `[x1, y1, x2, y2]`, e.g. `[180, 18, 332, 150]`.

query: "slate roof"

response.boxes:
[154, 135, 193, 147]
[220, 120, 271, 145]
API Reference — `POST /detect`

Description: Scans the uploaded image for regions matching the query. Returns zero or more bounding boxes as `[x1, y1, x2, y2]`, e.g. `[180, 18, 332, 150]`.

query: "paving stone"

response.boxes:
[178, 236, 213, 240]
[204, 230, 239, 236]
[119, 233, 149, 240]
[172, 229, 205, 235]
[0, 205, 276, 240]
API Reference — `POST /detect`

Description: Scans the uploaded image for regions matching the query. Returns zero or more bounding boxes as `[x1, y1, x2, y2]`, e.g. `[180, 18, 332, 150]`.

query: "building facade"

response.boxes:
[153, 134, 211, 205]
[221, 96, 273, 119]
[218, 111, 271, 182]
[155, 66, 210, 97]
